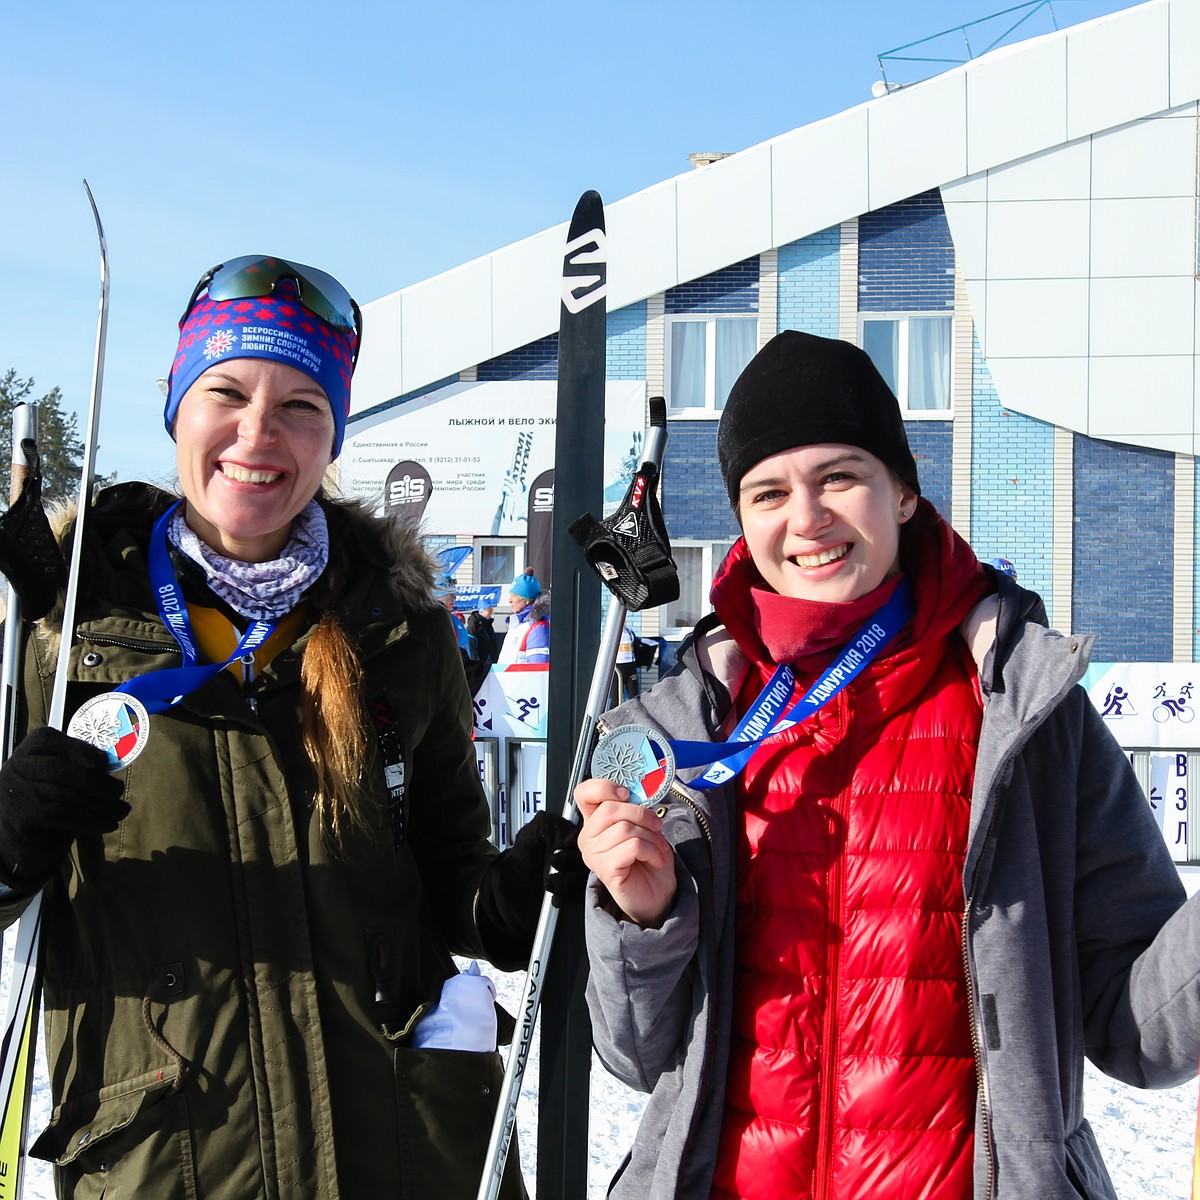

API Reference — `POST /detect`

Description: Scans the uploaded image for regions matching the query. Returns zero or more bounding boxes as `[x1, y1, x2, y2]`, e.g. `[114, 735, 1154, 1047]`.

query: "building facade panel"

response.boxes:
[606, 302, 648, 381]
[665, 258, 760, 315]
[858, 190, 955, 312]
[1073, 434, 1174, 661]
[777, 229, 841, 338]
[661, 422, 739, 543]
[970, 337, 1056, 604]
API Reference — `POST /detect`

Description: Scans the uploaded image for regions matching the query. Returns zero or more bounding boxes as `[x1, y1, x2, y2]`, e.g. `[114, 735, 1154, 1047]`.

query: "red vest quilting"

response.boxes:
[706, 512, 992, 1200]
[711, 633, 982, 1200]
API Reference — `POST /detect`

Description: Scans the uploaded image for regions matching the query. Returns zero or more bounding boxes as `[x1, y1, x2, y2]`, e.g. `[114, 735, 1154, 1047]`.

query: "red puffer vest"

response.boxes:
[709, 503, 992, 1200]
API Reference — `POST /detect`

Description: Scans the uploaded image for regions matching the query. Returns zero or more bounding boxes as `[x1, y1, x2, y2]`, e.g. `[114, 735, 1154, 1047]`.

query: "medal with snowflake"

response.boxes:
[69, 703, 123, 751]
[590, 724, 676, 807]
[66, 692, 151, 772]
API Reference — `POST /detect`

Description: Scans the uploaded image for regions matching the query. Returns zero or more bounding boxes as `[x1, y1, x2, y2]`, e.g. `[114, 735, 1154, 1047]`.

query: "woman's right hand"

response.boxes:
[575, 777, 677, 928]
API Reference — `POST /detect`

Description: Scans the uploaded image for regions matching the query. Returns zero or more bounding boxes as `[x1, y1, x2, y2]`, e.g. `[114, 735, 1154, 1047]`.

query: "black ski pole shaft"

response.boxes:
[0, 403, 37, 760]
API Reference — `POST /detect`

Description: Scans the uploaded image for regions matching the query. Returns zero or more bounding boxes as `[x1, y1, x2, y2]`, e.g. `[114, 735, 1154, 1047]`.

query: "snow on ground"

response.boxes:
[3, 933, 1196, 1198]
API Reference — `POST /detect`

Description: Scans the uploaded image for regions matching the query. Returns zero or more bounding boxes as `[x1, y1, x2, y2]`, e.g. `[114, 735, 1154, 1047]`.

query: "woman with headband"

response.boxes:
[0, 256, 577, 1198]
[576, 330, 1200, 1200]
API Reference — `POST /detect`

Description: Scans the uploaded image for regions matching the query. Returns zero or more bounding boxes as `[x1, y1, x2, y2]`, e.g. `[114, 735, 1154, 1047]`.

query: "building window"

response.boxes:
[859, 313, 952, 416]
[662, 541, 737, 634]
[665, 315, 757, 414]
[473, 538, 526, 608]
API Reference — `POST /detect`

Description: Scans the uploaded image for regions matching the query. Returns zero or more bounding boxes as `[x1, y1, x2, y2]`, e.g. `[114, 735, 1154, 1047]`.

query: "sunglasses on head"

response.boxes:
[182, 254, 362, 347]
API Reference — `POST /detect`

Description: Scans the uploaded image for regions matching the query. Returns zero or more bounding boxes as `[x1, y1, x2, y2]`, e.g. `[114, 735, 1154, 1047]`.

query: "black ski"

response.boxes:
[538, 188, 607, 1200]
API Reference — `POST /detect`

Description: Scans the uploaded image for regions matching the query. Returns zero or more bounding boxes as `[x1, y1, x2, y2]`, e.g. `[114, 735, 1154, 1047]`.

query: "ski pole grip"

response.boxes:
[10, 405, 35, 506]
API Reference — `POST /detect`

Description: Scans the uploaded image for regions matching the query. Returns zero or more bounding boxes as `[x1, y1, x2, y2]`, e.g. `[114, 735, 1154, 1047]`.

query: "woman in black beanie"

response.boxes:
[574, 329, 1200, 1200]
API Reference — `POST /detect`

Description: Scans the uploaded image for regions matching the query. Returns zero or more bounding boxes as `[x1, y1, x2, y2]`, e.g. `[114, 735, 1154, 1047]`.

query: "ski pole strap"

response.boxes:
[568, 459, 678, 611]
[669, 580, 915, 790]
[114, 501, 278, 715]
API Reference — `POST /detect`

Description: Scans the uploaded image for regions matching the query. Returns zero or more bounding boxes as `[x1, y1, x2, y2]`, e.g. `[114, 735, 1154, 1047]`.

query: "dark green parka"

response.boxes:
[1, 483, 526, 1199]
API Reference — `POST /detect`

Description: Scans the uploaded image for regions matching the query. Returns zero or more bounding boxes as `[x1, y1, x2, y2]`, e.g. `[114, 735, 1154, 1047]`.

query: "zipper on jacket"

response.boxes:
[664, 781, 713, 846]
[814, 694, 850, 1200]
[962, 873, 997, 1199]
[241, 653, 258, 716]
[78, 632, 181, 656]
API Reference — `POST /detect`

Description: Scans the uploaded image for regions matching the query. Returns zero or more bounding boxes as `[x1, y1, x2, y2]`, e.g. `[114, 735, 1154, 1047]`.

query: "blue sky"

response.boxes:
[2, 0, 1135, 484]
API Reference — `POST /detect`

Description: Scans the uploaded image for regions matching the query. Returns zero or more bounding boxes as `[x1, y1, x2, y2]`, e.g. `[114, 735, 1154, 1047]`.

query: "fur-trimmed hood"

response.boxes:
[39, 481, 444, 638]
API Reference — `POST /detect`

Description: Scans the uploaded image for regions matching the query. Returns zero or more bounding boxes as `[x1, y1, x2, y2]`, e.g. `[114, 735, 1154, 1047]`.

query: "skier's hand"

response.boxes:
[0, 726, 129, 893]
[475, 811, 583, 970]
[575, 777, 677, 928]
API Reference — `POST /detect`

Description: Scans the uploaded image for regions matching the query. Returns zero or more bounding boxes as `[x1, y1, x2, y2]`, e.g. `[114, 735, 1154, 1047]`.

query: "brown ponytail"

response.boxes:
[300, 608, 376, 846]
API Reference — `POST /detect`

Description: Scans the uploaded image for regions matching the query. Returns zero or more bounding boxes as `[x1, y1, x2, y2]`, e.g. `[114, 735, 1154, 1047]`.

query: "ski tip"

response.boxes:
[648, 396, 666, 427]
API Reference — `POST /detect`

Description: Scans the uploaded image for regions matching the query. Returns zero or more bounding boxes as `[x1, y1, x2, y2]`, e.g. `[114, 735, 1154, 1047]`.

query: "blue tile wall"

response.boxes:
[778, 228, 840, 337]
[859, 190, 954, 312]
[905, 420, 953, 519]
[661, 421, 740, 542]
[477, 333, 559, 381]
[969, 335, 1055, 604]
[607, 301, 646, 381]
[1074, 434, 1173, 661]
[666, 258, 759, 315]
[469, 304, 648, 382]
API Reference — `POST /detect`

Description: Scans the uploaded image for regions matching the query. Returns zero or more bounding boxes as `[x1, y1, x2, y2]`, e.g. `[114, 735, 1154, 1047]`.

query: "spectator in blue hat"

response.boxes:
[498, 568, 550, 666]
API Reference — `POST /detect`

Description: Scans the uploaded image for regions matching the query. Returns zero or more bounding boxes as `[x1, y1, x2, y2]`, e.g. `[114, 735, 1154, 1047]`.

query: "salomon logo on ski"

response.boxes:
[560, 227, 607, 314]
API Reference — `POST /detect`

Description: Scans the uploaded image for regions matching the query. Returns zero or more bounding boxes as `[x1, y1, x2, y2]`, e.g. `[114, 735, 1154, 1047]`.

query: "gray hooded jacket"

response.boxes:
[584, 575, 1200, 1199]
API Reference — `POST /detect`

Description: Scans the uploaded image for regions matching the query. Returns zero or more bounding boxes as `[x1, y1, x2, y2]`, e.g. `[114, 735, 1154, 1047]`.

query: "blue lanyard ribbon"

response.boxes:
[668, 580, 915, 790]
[115, 501, 278, 715]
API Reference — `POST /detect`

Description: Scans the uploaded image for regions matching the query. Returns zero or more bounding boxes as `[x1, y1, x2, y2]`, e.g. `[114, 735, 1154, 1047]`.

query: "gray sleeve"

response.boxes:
[1072, 698, 1200, 1086]
[584, 858, 701, 1093]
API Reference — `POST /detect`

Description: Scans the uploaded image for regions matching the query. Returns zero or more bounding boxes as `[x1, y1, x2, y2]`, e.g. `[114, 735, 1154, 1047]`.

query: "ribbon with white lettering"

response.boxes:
[114, 501, 278, 715]
[668, 580, 914, 790]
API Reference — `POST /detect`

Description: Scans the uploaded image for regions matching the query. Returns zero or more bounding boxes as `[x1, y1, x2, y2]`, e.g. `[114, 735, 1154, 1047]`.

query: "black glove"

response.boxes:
[0, 726, 130, 893]
[475, 811, 585, 968]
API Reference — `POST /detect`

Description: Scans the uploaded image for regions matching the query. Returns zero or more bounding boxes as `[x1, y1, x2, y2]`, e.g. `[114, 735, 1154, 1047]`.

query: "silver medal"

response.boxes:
[66, 692, 151, 772]
[590, 723, 676, 808]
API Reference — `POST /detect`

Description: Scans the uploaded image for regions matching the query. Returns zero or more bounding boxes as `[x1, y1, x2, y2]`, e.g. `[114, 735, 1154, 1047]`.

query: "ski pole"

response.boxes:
[477, 403, 674, 1200]
[0, 180, 111, 1196]
[0, 403, 37, 760]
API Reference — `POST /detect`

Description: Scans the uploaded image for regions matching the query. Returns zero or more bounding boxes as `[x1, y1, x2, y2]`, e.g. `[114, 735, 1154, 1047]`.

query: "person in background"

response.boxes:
[437, 577, 475, 657]
[574, 329, 1200, 1200]
[0, 254, 581, 1199]
[498, 569, 550, 666]
[611, 622, 640, 706]
[438, 577, 492, 697]
[468, 603, 500, 665]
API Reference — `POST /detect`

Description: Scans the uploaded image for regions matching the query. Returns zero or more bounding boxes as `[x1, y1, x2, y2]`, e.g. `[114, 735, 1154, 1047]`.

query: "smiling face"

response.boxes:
[737, 443, 916, 603]
[173, 359, 335, 562]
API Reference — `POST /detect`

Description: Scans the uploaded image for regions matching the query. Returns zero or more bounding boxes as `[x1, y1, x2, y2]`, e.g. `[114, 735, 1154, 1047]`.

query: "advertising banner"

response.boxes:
[1083, 662, 1200, 749]
[471, 663, 549, 849]
[341, 380, 645, 535]
[1084, 662, 1198, 862]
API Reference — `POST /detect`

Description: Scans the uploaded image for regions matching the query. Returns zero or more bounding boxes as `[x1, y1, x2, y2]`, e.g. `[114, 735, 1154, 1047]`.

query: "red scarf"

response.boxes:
[712, 498, 993, 681]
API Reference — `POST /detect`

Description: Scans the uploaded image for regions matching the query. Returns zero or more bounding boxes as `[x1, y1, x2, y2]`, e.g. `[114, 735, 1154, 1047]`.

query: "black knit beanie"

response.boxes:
[717, 330, 921, 508]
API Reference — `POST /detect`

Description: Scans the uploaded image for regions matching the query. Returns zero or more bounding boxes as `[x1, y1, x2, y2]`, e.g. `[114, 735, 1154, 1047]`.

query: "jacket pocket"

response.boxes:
[30, 1064, 196, 1200]
[394, 1045, 528, 1200]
